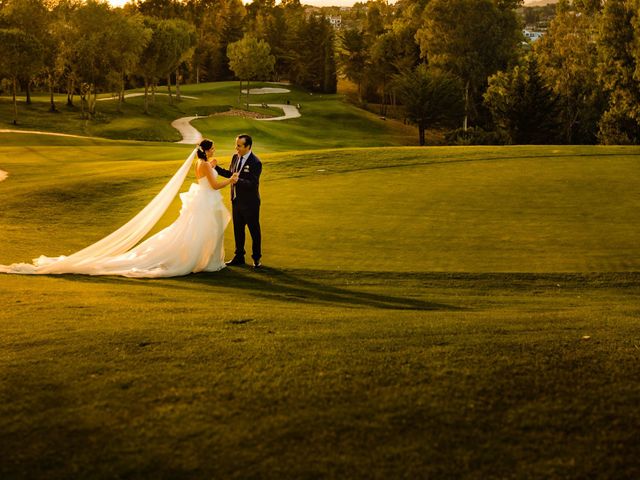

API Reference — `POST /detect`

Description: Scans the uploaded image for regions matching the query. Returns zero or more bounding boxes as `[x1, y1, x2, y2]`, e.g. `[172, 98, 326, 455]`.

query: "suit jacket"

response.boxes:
[215, 152, 262, 209]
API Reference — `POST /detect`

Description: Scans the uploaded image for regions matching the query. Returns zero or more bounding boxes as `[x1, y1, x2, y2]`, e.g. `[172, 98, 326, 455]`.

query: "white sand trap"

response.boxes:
[0, 170, 7, 182]
[241, 87, 290, 95]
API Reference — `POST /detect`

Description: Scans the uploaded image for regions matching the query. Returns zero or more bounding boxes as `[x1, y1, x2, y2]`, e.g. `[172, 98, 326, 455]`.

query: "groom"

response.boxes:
[216, 134, 262, 268]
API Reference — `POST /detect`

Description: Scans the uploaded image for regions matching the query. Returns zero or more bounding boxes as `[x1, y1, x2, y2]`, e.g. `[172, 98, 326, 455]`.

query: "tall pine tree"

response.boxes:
[484, 57, 560, 144]
[597, 0, 640, 144]
[534, 3, 605, 143]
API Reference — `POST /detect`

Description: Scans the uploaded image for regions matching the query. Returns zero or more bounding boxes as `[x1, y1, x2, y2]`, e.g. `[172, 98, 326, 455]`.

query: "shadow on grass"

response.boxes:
[54, 266, 463, 312]
[52, 269, 640, 312]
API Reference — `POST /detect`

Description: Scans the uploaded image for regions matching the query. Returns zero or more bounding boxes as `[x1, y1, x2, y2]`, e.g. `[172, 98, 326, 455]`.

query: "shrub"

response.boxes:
[444, 126, 509, 145]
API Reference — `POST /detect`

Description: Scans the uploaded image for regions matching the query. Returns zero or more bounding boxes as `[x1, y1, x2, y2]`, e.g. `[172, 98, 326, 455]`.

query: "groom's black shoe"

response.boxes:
[252, 260, 262, 269]
[226, 257, 245, 266]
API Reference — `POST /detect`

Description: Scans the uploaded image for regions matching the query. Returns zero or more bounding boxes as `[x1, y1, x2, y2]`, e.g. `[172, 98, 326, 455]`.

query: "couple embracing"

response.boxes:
[0, 135, 262, 277]
[205, 134, 262, 269]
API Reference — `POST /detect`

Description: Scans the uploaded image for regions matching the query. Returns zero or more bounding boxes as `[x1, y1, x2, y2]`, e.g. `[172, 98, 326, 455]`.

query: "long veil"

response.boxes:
[5, 147, 198, 274]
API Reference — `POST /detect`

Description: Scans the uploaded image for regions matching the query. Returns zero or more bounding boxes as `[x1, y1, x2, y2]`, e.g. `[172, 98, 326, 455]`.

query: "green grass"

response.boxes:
[0, 92, 194, 142]
[2, 140, 640, 478]
[0, 82, 417, 149]
[2, 269, 639, 479]
[4, 143, 638, 271]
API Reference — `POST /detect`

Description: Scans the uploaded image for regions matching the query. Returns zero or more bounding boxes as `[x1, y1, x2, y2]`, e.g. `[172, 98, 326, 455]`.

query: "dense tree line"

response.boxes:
[1, 0, 639, 145]
[336, 0, 640, 145]
[0, 0, 337, 123]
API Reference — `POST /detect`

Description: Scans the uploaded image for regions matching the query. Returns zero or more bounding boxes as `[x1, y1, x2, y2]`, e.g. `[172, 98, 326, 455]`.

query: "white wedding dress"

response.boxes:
[0, 148, 230, 278]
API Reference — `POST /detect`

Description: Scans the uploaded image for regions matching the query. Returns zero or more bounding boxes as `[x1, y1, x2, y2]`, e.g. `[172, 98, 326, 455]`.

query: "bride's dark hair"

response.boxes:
[197, 139, 214, 160]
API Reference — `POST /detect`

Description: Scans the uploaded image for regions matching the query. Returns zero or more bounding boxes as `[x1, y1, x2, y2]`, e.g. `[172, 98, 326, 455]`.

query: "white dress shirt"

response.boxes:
[237, 151, 251, 172]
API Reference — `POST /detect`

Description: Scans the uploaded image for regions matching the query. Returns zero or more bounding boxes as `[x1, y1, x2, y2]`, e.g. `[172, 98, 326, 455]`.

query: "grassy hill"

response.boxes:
[2, 143, 639, 272]
[1, 86, 640, 478]
[0, 81, 417, 149]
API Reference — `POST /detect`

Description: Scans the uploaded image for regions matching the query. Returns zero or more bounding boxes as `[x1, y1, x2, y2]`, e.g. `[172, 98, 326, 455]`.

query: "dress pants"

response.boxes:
[232, 203, 261, 261]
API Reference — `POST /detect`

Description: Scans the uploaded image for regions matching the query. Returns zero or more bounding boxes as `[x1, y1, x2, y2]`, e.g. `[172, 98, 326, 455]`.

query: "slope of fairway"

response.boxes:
[264, 145, 640, 272]
[0, 82, 417, 148]
[2, 142, 640, 479]
[1, 144, 639, 273]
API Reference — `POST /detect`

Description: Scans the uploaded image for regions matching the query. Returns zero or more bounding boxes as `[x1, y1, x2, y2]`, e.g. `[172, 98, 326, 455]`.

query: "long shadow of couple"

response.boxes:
[60, 266, 461, 311]
[154, 266, 461, 311]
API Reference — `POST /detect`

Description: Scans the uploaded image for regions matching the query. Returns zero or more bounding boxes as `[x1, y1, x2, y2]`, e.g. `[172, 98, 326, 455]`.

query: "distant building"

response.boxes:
[328, 16, 342, 28]
[523, 29, 544, 42]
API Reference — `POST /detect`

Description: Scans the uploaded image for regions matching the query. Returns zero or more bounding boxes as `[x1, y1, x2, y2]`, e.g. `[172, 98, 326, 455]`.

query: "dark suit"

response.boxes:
[216, 152, 262, 262]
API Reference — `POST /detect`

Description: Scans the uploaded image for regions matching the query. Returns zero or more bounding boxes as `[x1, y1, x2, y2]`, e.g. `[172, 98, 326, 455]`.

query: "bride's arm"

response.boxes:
[202, 162, 237, 190]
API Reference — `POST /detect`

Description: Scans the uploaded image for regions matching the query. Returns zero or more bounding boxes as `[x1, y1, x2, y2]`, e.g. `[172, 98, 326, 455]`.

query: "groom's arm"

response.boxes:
[215, 164, 232, 178]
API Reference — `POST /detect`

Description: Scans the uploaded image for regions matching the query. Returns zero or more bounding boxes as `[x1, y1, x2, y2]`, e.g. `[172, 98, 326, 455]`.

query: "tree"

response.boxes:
[1, 0, 48, 105]
[370, 33, 400, 115]
[156, 19, 196, 105]
[277, 0, 305, 80]
[484, 57, 560, 144]
[387, 17, 422, 75]
[364, 2, 423, 112]
[534, 5, 604, 143]
[136, 0, 185, 19]
[322, 25, 338, 94]
[573, 0, 604, 15]
[338, 27, 370, 101]
[227, 35, 275, 108]
[364, 0, 388, 40]
[217, 0, 247, 81]
[135, 16, 161, 113]
[184, 0, 245, 83]
[370, 24, 421, 115]
[54, 0, 82, 108]
[394, 64, 464, 145]
[262, 4, 289, 80]
[42, 9, 66, 112]
[245, 0, 277, 43]
[63, 0, 117, 119]
[416, 0, 523, 130]
[136, 17, 193, 113]
[596, 0, 640, 144]
[172, 21, 197, 103]
[0, 28, 43, 124]
[104, 12, 151, 112]
[290, 15, 336, 93]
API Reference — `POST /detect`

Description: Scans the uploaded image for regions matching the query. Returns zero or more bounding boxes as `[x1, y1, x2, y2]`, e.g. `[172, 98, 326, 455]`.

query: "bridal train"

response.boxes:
[0, 148, 231, 278]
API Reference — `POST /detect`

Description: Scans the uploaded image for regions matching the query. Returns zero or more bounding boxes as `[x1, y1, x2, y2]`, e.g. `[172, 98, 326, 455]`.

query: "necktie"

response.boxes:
[232, 155, 242, 200]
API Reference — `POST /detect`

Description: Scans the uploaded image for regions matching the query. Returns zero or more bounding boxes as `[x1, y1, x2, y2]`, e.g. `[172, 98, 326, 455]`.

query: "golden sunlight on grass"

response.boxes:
[1, 123, 640, 479]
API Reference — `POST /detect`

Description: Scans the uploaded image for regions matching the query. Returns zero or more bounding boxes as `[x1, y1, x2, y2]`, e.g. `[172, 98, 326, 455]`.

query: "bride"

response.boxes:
[0, 139, 239, 278]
